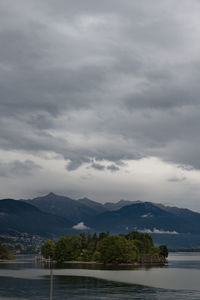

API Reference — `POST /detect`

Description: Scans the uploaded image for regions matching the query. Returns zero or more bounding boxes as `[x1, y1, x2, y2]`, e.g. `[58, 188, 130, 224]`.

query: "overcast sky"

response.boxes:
[1, 0, 200, 210]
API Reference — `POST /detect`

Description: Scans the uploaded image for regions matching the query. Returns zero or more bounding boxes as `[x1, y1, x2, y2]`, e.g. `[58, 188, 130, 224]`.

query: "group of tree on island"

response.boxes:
[41, 231, 168, 264]
[0, 243, 14, 260]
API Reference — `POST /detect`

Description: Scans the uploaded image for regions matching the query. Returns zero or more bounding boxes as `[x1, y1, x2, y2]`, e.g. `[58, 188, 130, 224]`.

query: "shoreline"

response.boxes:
[0, 259, 15, 262]
[36, 258, 167, 267]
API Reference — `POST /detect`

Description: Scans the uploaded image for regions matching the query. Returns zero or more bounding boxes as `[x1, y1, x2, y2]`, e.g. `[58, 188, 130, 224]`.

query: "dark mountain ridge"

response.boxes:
[0, 199, 73, 236]
[2, 193, 200, 247]
[86, 201, 200, 235]
[103, 200, 141, 211]
[23, 193, 200, 236]
[77, 197, 107, 213]
[27, 192, 106, 222]
[27, 193, 142, 221]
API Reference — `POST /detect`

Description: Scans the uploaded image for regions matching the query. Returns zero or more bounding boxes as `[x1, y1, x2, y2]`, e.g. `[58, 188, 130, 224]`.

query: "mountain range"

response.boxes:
[1, 192, 200, 247]
[0, 198, 73, 236]
[27, 193, 107, 223]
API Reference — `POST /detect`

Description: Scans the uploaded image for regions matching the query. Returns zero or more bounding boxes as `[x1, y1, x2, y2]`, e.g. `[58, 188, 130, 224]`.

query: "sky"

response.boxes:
[1, 0, 200, 210]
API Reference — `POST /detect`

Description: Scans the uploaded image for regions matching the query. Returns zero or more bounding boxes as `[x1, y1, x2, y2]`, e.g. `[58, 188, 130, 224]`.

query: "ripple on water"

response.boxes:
[0, 275, 200, 300]
[1, 253, 200, 299]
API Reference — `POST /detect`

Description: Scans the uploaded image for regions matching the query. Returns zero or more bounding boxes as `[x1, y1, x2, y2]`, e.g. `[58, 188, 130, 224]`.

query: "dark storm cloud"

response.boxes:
[0, 160, 41, 177]
[91, 163, 105, 171]
[66, 157, 91, 171]
[107, 164, 120, 172]
[1, 0, 200, 170]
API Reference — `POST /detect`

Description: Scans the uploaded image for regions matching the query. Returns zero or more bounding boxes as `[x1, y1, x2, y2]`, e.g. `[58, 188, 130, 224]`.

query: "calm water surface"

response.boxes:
[0, 253, 200, 299]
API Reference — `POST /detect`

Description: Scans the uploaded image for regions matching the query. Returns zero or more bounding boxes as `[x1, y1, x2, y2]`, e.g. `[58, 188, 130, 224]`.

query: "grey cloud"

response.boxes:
[91, 163, 105, 171]
[0, 0, 200, 172]
[28, 113, 55, 130]
[178, 165, 195, 171]
[89, 163, 120, 172]
[168, 177, 186, 183]
[66, 158, 91, 171]
[107, 164, 120, 172]
[125, 66, 200, 111]
[0, 160, 42, 177]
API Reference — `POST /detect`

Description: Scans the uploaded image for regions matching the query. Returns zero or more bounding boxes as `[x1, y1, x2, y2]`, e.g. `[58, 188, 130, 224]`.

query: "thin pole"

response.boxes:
[50, 264, 53, 300]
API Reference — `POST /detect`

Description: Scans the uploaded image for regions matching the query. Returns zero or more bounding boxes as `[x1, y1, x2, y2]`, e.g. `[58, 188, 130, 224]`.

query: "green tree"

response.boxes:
[159, 245, 168, 258]
[86, 233, 98, 260]
[54, 235, 82, 262]
[99, 232, 109, 240]
[98, 236, 137, 264]
[41, 240, 55, 259]
[80, 233, 87, 248]
[126, 231, 154, 254]
[70, 235, 82, 260]
[0, 244, 14, 260]
[54, 237, 69, 262]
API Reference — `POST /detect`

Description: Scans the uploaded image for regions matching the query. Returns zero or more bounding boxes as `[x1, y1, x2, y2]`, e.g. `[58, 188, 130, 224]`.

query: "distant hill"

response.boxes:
[27, 193, 106, 223]
[0, 199, 73, 237]
[25, 193, 200, 237]
[27, 193, 138, 222]
[86, 202, 200, 236]
[103, 200, 141, 211]
[2, 193, 200, 247]
[77, 197, 107, 214]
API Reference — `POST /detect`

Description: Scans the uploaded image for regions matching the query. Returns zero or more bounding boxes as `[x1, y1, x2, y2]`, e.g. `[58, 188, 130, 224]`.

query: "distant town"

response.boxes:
[0, 232, 47, 254]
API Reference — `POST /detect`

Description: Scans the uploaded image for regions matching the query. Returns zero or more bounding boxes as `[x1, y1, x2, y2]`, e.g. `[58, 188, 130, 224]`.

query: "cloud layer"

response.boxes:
[1, 0, 200, 208]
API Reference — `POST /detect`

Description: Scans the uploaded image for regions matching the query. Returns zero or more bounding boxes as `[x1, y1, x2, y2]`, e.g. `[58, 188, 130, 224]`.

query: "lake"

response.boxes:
[0, 253, 200, 299]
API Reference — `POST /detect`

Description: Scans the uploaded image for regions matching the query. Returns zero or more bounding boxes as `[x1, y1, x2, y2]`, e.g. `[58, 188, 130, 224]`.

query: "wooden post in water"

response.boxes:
[49, 257, 53, 300]
[50, 267, 53, 300]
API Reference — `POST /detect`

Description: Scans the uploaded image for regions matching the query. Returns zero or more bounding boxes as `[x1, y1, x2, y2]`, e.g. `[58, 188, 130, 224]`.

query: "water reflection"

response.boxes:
[0, 253, 200, 299]
[47, 261, 167, 271]
[168, 253, 200, 270]
[1, 274, 200, 300]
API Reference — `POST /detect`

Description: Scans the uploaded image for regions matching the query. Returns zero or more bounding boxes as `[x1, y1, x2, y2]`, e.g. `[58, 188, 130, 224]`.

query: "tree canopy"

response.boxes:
[41, 231, 168, 264]
[0, 244, 14, 260]
[98, 235, 138, 264]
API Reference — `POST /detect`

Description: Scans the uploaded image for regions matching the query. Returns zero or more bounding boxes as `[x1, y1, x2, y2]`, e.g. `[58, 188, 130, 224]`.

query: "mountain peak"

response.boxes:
[47, 192, 56, 196]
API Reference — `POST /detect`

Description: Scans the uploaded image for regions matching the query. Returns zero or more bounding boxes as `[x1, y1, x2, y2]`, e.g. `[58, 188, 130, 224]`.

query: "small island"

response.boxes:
[0, 243, 14, 261]
[41, 231, 168, 265]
